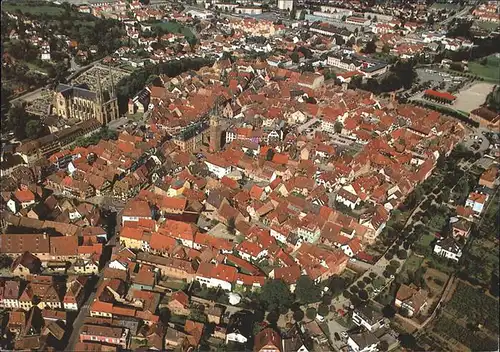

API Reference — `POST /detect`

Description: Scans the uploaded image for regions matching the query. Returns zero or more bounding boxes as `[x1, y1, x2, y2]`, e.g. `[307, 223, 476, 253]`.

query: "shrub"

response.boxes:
[386, 265, 396, 275]
[350, 285, 359, 293]
[358, 281, 366, 289]
[384, 252, 394, 260]
[369, 272, 377, 279]
[363, 277, 372, 284]
[306, 307, 317, 320]
[343, 290, 352, 299]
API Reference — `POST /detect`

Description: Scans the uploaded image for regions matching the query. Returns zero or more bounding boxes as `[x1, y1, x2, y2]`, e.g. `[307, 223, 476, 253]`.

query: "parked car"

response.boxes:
[334, 333, 341, 341]
[341, 332, 348, 339]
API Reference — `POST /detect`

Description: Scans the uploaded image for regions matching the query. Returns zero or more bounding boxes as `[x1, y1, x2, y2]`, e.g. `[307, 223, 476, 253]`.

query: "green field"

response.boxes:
[430, 2, 460, 10]
[469, 54, 500, 82]
[148, 21, 195, 38]
[474, 20, 499, 31]
[2, 2, 64, 16]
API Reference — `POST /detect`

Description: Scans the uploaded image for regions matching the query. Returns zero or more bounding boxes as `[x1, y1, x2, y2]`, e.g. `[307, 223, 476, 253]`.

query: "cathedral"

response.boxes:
[53, 69, 119, 125]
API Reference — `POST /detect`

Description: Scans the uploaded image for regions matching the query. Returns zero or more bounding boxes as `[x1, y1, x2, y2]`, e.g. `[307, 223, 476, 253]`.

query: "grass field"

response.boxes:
[474, 20, 499, 31]
[469, 54, 500, 82]
[2, 2, 64, 16]
[430, 2, 460, 10]
[149, 21, 195, 38]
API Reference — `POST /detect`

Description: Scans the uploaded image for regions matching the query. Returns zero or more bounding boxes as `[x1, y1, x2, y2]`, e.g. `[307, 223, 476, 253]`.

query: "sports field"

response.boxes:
[468, 54, 500, 83]
[2, 2, 64, 16]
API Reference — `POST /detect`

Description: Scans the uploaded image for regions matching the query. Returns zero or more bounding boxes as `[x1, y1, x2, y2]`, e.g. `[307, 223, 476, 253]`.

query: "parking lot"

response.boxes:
[463, 128, 491, 153]
[416, 68, 469, 92]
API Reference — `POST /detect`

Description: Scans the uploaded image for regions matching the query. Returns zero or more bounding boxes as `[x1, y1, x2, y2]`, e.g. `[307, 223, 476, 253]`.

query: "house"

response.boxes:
[254, 328, 282, 352]
[0, 280, 21, 309]
[469, 107, 500, 130]
[11, 252, 42, 278]
[7, 309, 26, 336]
[433, 237, 462, 262]
[479, 166, 498, 189]
[121, 200, 152, 225]
[13, 189, 36, 209]
[347, 331, 379, 352]
[282, 324, 311, 352]
[168, 291, 190, 316]
[63, 277, 86, 311]
[226, 311, 253, 344]
[465, 192, 488, 215]
[79, 324, 130, 349]
[451, 218, 472, 239]
[195, 263, 237, 291]
[73, 258, 99, 274]
[352, 304, 385, 332]
[395, 284, 428, 317]
[205, 156, 232, 179]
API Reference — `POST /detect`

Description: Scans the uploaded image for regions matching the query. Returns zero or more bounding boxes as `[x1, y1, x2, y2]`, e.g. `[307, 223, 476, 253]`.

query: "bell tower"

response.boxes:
[209, 114, 222, 153]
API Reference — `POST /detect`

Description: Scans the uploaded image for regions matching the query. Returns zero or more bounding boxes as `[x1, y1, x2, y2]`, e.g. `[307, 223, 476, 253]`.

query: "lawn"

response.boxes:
[149, 20, 195, 38]
[2, 2, 64, 16]
[474, 20, 499, 31]
[400, 254, 424, 280]
[469, 54, 500, 82]
[430, 2, 460, 9]
[417, 233, 435, 248]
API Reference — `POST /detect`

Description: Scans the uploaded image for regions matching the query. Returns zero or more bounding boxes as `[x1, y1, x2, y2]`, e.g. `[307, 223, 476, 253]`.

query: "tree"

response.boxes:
[0, 254, 13, 269]
[266, 148, 275, 161]
[298, 10, 306, 20]
[363, 40, 377, 54]
[295, 275, 322, 304]
[329, 276, 346, 294]
[260, 279, 293, 312]
[305, 307, 317, 320]
[293, 309, 304, 321]
[396, 249, 407, 260]
[25, 119, 44, 139]
[227, 217, 236, 235]
[341, 15, 347, 21]
[317, 303, 329, 317]
[358, 289, 368, 301]
[290, 52, 300, 64]
[334, 121, 343, 134]
[7, 104, 29, 139]
[289, 8, 296, 20]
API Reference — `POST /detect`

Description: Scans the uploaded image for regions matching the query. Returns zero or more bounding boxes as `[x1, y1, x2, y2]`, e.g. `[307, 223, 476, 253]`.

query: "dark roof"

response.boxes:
[350, 331, 379, 349]
[355, 304, 384, 325]
[0, 153, 25, 170]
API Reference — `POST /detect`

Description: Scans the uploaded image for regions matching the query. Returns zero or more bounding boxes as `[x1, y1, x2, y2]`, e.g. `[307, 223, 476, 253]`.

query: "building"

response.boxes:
[53, 70, 119, 125]
[352, 305, 385, 332]
[423, 89, 456, 104]
[347, 331, 379, 352]
[79, 324, 130, 349]
[433, 238, 463, 262]
[470, 107, 500, 130]
[277, 0, 293, 11]
[465, 192, 488, 215]
[254, 328, 282, 352]
[479, 166, 498, 189]
[205, 156, 232, 179]
[209, 115, 223, 153]
[395, 284, 428, 317]
[173, 122, 209, 153]
[195, 263, 237, 291]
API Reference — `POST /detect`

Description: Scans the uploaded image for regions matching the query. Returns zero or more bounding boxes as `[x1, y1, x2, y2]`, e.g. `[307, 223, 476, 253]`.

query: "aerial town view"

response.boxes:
[0, 0, 499, 351]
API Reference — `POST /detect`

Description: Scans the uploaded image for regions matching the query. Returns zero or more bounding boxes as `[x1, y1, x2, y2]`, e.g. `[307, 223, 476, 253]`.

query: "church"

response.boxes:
[52, 70, 119, 125]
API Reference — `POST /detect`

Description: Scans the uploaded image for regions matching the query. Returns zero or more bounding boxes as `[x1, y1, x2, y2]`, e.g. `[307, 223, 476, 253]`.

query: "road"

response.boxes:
[439, 6, 472, 26]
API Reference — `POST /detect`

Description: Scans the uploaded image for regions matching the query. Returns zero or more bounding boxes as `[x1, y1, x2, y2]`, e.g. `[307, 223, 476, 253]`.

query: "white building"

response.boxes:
[205, 158, 232, 179]
[277, 0, 293, 11]
[187, 9, 213, 19]
[352, 305, 385, 332]
[195, 263, 236, 291]
[347, 332, 379, 352]
[433, 238, 463, 262]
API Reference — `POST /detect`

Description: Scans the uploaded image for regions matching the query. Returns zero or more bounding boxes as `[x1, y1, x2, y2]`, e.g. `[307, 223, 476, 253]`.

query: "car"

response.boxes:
[479, 138, 483, 143]
[341, 332, 348, 339]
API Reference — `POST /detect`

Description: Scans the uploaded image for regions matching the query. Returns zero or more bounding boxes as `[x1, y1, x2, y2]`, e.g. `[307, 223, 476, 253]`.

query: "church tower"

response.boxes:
[209, 114, 222, 153]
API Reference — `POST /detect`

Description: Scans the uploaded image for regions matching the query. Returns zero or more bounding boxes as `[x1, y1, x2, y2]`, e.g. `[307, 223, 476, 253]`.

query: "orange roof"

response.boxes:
[149, 232, 177, 252]
[424, 89, 456, 101]
[170, 291, 189, 307]
[272, 153, 289, 165]
[196, 263, 237, 283]
[161, 196, 187, 211]
[120, 226, 144, 241]
[14, 189, 35, 203]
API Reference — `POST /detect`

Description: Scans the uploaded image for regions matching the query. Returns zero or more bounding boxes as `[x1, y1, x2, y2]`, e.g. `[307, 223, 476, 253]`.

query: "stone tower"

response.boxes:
[209, 114, 222, 153]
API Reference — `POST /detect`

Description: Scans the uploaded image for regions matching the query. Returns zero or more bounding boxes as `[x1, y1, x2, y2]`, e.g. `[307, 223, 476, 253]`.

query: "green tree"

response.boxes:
[260, 279, 293, 312]
[7, 104, 28, 139]
[290, 51, 300, 64]
[295, 275, 322, 304]
[290, 8, 296, 20]
[0, 254, 13, 269]
[298, 10, 306, 20]
[363, 40, 377, 54]
[305, 307, 317, 320]
[266, 148, 275, 161]
[25, 119, 44, 139]
[317, 303, 329, 316]
[334, 121, 343, 134]
[189, 306, 208, 323]
[382, 44, 390, 54]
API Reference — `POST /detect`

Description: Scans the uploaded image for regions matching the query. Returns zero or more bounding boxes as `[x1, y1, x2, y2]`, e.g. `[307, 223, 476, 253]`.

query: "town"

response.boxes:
[0, 0, 499, 351]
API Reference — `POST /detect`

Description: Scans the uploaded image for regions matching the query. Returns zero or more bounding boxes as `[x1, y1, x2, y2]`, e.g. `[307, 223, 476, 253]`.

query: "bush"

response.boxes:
[386, 265, 396, 275]
[343, 290, 352, 299]
[433, 278, 445, 286]
[358, 281, 366, 289]
[318, 303, 329, 317]
[322, 294, 333, 305]
[384, 252, 394, 260]
[383, 270, 391, 278]
[350, 285, 359, 293]
[306, 307, 317, 320]
[369, 272, 378, 279]
[363, 277, 372, 284]
[397, 249, 408, 260]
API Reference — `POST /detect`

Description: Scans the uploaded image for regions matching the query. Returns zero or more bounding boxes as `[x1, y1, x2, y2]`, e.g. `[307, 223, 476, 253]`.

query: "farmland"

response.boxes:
[446, 281, 499, 333]
[468, 54, 500, 82]
[2, 1, 64, 16]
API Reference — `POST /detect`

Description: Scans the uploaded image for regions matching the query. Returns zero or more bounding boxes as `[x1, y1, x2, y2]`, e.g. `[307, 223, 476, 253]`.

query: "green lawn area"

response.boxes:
[474, 20, 499, 31]
[148, 21, 194, 38]
[417, 233, 435, 248]
[401, 254, 424, 274]
[2, 2, 64, 16]
[469, 54, 500, 82]
[430, 2, 460, 9]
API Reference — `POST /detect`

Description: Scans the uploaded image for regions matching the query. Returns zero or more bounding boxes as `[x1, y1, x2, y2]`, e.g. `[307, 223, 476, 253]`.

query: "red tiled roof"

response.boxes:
[424, 89, 456, 101]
